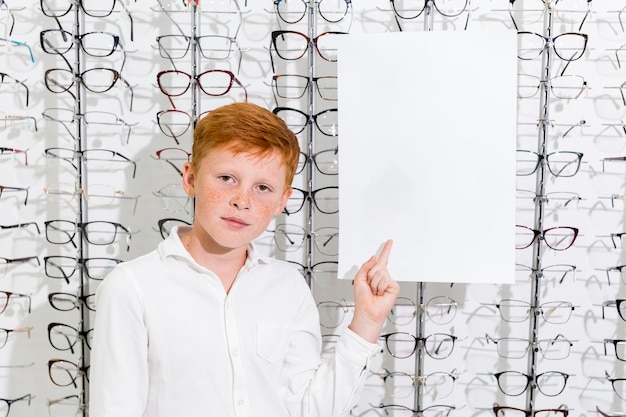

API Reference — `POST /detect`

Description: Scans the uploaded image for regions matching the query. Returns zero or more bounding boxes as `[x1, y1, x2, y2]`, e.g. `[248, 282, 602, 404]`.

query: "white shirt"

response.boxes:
[89, 226, 380, 417]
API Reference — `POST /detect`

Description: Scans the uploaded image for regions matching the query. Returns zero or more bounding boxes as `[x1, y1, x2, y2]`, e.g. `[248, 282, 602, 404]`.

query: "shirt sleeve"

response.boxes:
[281, 283, 381, 417]
[89, 266, 149, 417]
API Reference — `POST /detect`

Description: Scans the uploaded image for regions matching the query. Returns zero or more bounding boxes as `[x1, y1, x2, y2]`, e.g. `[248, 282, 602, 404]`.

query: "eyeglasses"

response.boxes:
[273, 107, 338, 136]
[517, 31, 588, 61]
[48, 395, 88, 417]
[516, 263, 577, 283]
[0, 291, 31, 314]
[274, 0, 352, 24]
[517, 73, 587, 100]
[40, 29, 125, 59]
[604, 371, 626, 400]
[0, 394, 33, 417]
[156, 34, 243, 71]
[42, 108, 136, 143]
[295, 148, 338, 176]
[375, 368, 459, 399]
[604, 193, 626, 209]
[154, 147, 192, 177]
[44, 67, 135, 110]
[0, 185, 29, 205]
[0, 326, 31, 348]
[367, 403, 455, 417]
[515, 225, 579, 251]
[156, 109, 210, 144]
[0, 256, 40, 277]
[380, 331, 458, 359]
[156, 69, 247, 108]
[317, 299, 351, 328]
[485, 333, 574, 360]
[44, 183, 140, 214]
[604, 338, 626, 362]
[153, 183, 192, 214]
[0, 37, 35, 63]
[48, 358, 89, 388]
[602, 155, 626, 172]
[41, 0, 127, 17]
[388, 295, 458, 326]
[48, 292, 96, 312]
[156, 217, 191, 239]
[270, 30, 348, 70]
[284, 186, 339, 215]
[516, 189, 583, 210]
[0, 72, 29, 106]
[492, 370, 570, 397]
[605, 263, 626, 286]
[272, 74, 338, 101]
[0, 112, 38, 132]
[289, 260, 338, 287]
[40, 0, 134, 40]
[509, 0, 591, 31]
[44, 256, 121, 283]
[493, 403, 569, 416]
[48, 322, 93, 353]
[516, 150, 583, 177]
[154, 147, 192, 173]
[44, 147, 137, 178]
[271, 224, 339, 256]
[44, 219, 133, 250]
[601, 299, 626, 321]
[390, 0, 469, 19]
[0, 147, 29, 165]
[490, 299, 575, 323]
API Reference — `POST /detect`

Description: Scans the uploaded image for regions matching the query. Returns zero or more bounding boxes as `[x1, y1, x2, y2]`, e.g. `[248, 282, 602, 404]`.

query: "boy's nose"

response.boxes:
[230, 189, 250, 210]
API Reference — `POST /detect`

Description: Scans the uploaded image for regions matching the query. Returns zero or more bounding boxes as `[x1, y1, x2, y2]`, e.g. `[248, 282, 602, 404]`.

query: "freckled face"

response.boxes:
[182, 147, 291, 253]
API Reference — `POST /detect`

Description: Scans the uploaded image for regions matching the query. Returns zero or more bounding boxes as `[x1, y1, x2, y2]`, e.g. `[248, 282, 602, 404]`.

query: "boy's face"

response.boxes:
[182, 146, 291, 253]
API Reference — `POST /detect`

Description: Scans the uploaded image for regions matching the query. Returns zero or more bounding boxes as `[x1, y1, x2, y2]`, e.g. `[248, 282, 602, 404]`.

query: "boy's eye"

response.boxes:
[218, 175, 234, 182]
[257, 184, 272, 192]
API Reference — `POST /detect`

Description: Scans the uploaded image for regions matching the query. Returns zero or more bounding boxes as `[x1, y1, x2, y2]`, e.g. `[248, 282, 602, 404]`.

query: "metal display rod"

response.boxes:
[526, 3, 555, 413]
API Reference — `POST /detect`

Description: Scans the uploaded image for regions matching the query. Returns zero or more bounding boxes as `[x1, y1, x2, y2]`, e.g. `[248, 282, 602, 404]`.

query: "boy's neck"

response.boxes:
[178, 228, 248, 293]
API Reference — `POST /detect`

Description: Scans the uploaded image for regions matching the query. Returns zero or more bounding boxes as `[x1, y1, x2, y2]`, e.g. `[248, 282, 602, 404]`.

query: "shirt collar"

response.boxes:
[158, 225, 273, 268]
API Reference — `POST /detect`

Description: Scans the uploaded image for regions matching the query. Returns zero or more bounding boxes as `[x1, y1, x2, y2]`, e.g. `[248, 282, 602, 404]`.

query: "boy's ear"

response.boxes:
[274, 186, 292, 216]
[181, 162, 196, 197]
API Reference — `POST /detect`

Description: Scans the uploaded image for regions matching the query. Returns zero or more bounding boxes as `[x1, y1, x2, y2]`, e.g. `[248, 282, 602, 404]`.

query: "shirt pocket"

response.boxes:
[256, 322, 290, 364]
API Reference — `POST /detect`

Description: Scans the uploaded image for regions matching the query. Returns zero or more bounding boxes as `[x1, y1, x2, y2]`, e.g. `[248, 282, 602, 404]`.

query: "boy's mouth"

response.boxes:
[222, 217, 249, 228]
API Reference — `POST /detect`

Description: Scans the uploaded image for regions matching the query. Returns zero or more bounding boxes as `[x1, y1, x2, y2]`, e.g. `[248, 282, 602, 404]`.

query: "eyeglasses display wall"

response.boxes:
[0, 0, 625, 416]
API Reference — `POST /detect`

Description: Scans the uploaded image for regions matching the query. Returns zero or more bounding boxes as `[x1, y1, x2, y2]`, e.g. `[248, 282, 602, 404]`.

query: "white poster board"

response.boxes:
[336, 30, 517, 284]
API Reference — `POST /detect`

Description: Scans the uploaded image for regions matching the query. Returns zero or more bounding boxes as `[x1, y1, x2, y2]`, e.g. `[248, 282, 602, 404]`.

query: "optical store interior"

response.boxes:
[2, 0, 626, 416]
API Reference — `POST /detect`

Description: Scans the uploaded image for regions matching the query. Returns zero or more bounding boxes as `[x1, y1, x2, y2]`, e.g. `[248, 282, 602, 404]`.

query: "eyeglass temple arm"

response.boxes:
[0, 222, 40, 233]
[118, 0, 134, 42]
[8, 256, 40, 266]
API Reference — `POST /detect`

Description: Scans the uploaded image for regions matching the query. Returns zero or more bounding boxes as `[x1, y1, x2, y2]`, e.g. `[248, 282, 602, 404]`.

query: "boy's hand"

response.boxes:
[348, 240, 399, 343]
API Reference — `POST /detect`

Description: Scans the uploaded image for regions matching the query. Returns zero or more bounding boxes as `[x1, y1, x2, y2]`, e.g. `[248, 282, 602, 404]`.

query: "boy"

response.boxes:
[90, 102, 398, 417]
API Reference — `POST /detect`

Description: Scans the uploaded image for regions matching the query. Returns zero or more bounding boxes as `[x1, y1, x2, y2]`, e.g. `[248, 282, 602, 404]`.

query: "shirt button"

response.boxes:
[232, 349, 239, 357]
[238, 399, 245, 406]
